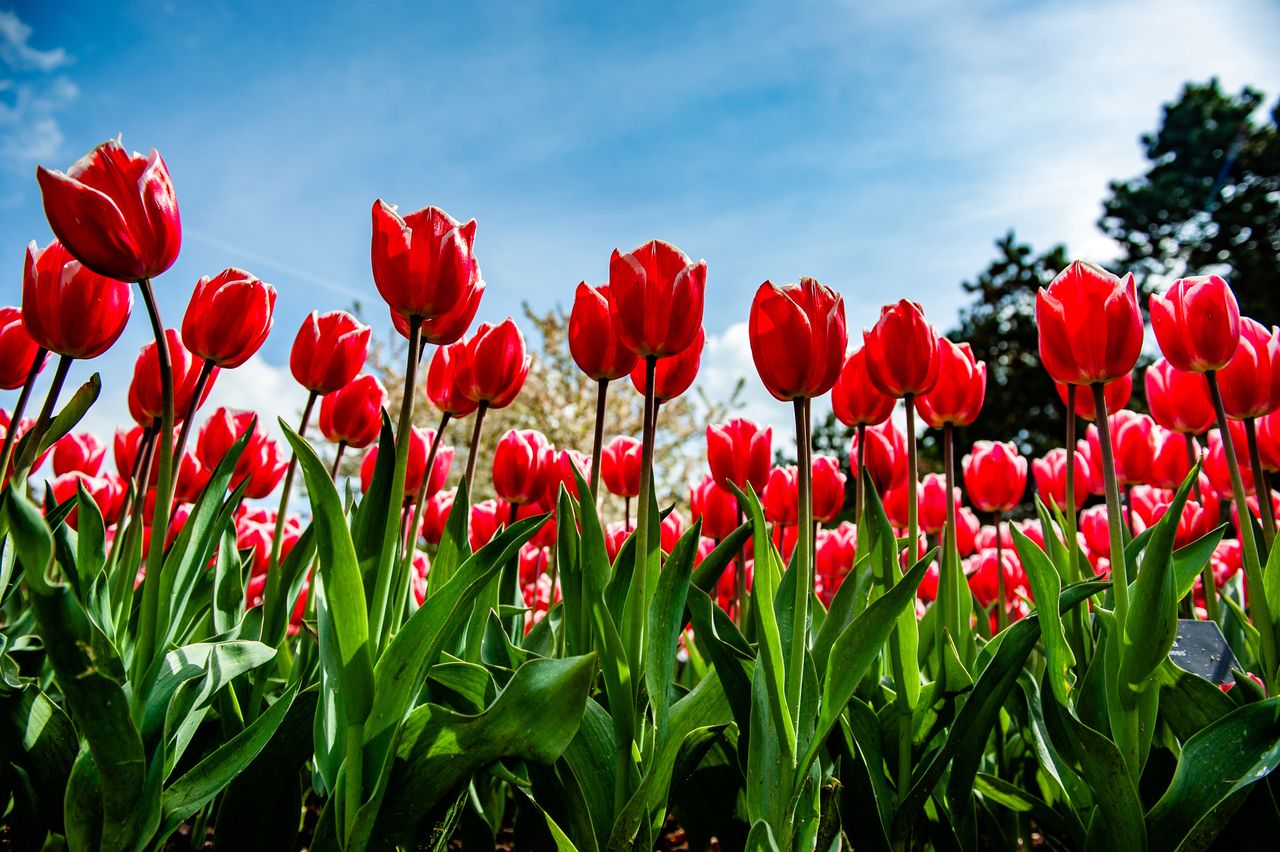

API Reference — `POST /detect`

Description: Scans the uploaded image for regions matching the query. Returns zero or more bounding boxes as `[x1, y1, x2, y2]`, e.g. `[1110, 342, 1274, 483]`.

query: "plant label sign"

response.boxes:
[1168, 618, 1237, 685]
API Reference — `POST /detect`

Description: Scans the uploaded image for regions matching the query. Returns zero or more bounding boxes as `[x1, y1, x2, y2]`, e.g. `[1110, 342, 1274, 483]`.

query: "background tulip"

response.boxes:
[52, 431, 106, 478]
[426, 340, 480, 417]
[962, 440, 1026, 513]
[918, 473, 957, 534]
[1087, 410, 1155, 486]
[458, 319, 530, 409]
[1032, 447, 1090, 512]
[915, 338, 986, 427]
[371, 201, 481, 322]
[1145, 358, 1215, 434]
[763, 466, 799, 526]
[1148, 427, 1199, 489]
[1217, 318, 1280, 420]
[707, 418, 772, 495]
[811, 455, 847, 523]
[290, 311, 371, 395]
[36, 138, 181, 282]
[0, 307, 45, 389]
[132, 330, 218, 425]
[1055, 372, 1132, 422]
[390, 275, 486, 347]
[319, 374, 387, 450]
[114, 425, 146, 478]
[600, 435, 641, 498]
[1257, 411, 1280, 472]
[863, 299, 940, 398]
[629, 328, 703, 403]
[182, 268, 276, 368]
[569, 282, 639, 381]
[545, 449, 591, 501]
[360, 427, 453, 502]
[1150, 274, 1241, 374]
[748, 277, 847, 401]
[196, 408, 279, 496]
[831, 347, 895, 428]
[608, 239, 706, 359]
[1035, 260, 1143, 386]
[23, 240, 132, 359]
[690, 474, 739, 539]
[850, 420, 906, 494]
[420, 490, 455, 545]
[493, 429, 552, 505]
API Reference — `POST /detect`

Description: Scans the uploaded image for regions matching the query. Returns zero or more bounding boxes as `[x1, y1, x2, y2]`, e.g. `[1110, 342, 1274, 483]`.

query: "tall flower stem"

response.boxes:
[1186, 433, 1219, 622]
[625, 356, 657, 669]
[940, 423, 959, 647]
[394, 414, 449, 618]
[23, 353, 73, 470]
[369, 317, 422, 657]
[788, 398, 813, 721]
[735, 506, 748, 629]
[1063, 386, 1088, 661]
[260, 390, 318, 648]
[1244, 417, 1276, 545]
[899, 393, 920, 804]
[1090, 383, 1129, 626]
[330, 442, 347, 480]
[134, 278, 175, 681]
[0, 347, 46, 484]
[462, 403, 489, 492]
[171, 359, 216, 465]
[854, 423, 867, 526]
[589, 379, 608, 497]
[994, 511, 1007, 633]
[1207, 370, 1277, 686]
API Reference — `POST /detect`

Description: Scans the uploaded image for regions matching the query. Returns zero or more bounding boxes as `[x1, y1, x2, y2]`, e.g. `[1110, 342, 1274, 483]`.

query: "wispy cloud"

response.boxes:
[0, 10, 68, 72]
[0, 9, 75, 172]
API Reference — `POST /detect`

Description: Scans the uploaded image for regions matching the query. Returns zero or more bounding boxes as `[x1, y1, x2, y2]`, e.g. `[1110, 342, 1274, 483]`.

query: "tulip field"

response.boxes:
[3, 137, 1280, 852]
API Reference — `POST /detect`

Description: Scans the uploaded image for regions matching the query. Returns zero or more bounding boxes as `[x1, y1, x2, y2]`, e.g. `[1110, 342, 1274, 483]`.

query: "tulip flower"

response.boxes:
[706, 418, 772, 496]
[182, 268, 276, 369]
[319, 374, 387, 451]
[132, 330, 218, 426]
[20, 240, 130, 361]
[1036, 260, 1143, 387]
[360, 426, 453, 503]
[0, 307, 45, 390]
[811, 455, 847, 524]
[493, 429, 552, 505]
[195, 409, 279, 496]
[1150, 275, 1241, 374]
[1055, 372, 1133, 423]
[1148, 427, 1200, 490]
[690, 474, 739, 540]
[608, 239, 707, 359]
[1144, 358, 1214, 435]
[965, 547, 1024, 611]
[1217, 318, 1280, 421]
[426, 341, 481, 417]
[174, 451, 212, 504]
[370, 200, 481, 324]
[52, 431, 106, 478]
[455, 318, 531, 488]
[832, 348, 895, 514]
[36, 138, 180, 283]
[544, 449, 591, 502]
[748, 277, 847, 402]
[1257, 411, 1280, 472]
[290, 311, 371, 395]
[420, 490, 455, 546]
[569, 282, 639, 382]
[114, 425, 147, 478]
[629, 328, 704, 403]
[49, 471, 125, 529]
[915, 339, 986, 428]
[850, 420, 906, 494]
[962, 441, 1026, 514]
[863, 300, 940, 399]
[1085, 410, 1155, 487]
[391, 280, 486, 349]
[918, 473, 958, 535]
[956, 507, 981, 557]
[763, 466, 799, 526]
[601, 436, 641, 501]
[1032, 447, 1090, 513]
[469, 499, 505, 550]
[1205, 427, 1250, 501]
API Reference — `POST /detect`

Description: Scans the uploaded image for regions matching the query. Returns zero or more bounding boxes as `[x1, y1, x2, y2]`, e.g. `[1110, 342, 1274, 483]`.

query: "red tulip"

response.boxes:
[1035, 260, 1142, 386]
[1144, 358, 1214, 435]
[831, 346, 895, 428]
[1150, 275, 1241, 374]
[182, 268, 276, 368]
[1205, 426, 1252, 500]
[195, 409, 284, 498]
[629, 328, 703, 403]
[1217, 318, 1280, 420]
[360, 427, 453, 502]
[469, 499, 505, 550]
[1130, 486, 1217, 548]
[114, 426, 146, 478]
[49, 471, 125, 529]
[763, 466, 799, 526]
[689, 474, 739, 539]
[0, 307, 45, 389]
[661, 510, 687, 554]
[36, 138, 180, 282]
[956, 507, 982, 557]
[1148, 427, 1199, 490]
[240, 441, 289, 501]
[600, 435, 641, 498]
[919, 473, 958, 534]
[1032, 447, 1090, 513]
[604, 521, 633, 564]
[772, 523, 799, 564]
[850, 420, 906, 493]
[52, 432, 106, 477]
[569, 282, 639, 381]
[458, 319, 530, 409]
[608, 240, 706, 359]
[390, 273, 485, 346]
[319, 374, 387, 449]
[1079, 506, 1113, 558]
[132, 329, 218, 425]
[290, 311, 371, 395]
[22, 240, 132, 359]
[1055, 372, 1132, 422]
[706, 418, 772, 496]
[1086, 410, 1155, 486]
[749, 278, 847, 401]
[962, 440, 1027, 514]
[863, 300, 940, 398]
[426, 340, 481, 417]
[370, 200, 481, 322]
[1257, 411, 1280, 472]
[883, 480, 913, 529]
[1075, 437, 1105, 497]
[493, 429, 553, 505]
[915, 338, 986, 427]
[812, 455, 847, 523]
[965, 548, 1023, 608]
[420, 490, 455, 545]
[174, 451, 212, 503]
[816, 522, 858, 589]
[545, 449, 591, 501]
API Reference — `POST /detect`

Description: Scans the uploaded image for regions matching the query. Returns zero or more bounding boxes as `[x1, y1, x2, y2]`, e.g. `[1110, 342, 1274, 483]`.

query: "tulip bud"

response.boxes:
[608, 239, 707, 359]
[458, 319, 530, 409]
[630, 328, 704, 403]
[371, 201, 481, 322]
[37, 138, 181, 282]
[763, 466, 799, 526]
[831, 347, 894, 428]
[706, 418, 772, 496]
[569, 282, 638, 381]
[962, 440, 1027, 514]
[319, 374, 387, 450]
[426, 340, 481, 417]
[23, 240, 132, 359]
[811, 455, 848, 523]
[182, 268, 276, 368]
[600, 436, 641, 498]
[1150, 275, 1241, 374]
[1036, 261, 1142, 386]
[290, 311, 371, 395]
[749, 277, 847, 401]
[863, 300, 941, 398]
[131, 329, 218, 425]
[689, 474, 739, 539]
[493, 429, 553, 505]
[915, 338, 986, 427]
[1217, 318, 1280, 420]
[850, 420, 906, 493]
[1145, 358, 1215, 435]
[1032, 447, 1090, 513]
[0, 307, 45, 389]
[52, 431, 106, 478]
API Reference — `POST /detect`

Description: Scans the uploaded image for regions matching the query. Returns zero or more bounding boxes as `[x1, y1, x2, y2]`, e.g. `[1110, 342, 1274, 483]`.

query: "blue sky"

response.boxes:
[3, 0, 1280, 444]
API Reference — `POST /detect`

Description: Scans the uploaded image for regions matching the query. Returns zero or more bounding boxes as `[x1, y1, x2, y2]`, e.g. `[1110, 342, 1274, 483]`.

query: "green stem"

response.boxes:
[1064, 385, 1089, 661]
[788, 398, 812, 724]
[0, 347, 45, 484]
[1245, 417, 1276, 546]
[899, 395, 919, 803]
[171, 359, 216, 465]
[735, 506, 748, 629]
[260, 390, 318, 648]
[1208, 371, 1278, 687]
[1187, 434, 1220, 622]
[330, 441, 346, 480]
[1090, 383, 1129, 625]
[344, 721, 363, 838]
[462, 403, 489, 492]
[855, 423, 866, 527]
[134, 278, 175, 682]
[941, 422, 958, 651]
[369, 316, 422, 658]
[589, 378, 608, 497]
[394, 414, 449, 619]
[20, 353, 72, 473]
[995, 511, 1007, 633]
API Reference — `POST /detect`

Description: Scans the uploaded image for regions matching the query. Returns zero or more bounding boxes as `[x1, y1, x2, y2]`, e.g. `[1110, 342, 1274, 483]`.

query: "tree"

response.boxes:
[1100, 79, 1280, 319]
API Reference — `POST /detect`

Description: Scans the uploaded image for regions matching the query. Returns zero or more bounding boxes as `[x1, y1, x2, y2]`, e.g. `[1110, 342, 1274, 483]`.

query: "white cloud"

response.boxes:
[200, 354, 311, 444]
[0, 11, 75, 171]
[0, 11, 69, 72]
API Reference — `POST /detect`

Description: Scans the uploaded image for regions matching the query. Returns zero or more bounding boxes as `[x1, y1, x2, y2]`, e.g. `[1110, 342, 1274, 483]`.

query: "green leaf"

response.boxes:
[1173, 526, 1226, 601]
[1146, 698, 1280, 850]
[863, 475, 921, 708]
[136, 640, 276, 742]
[811, 558, 872, 679]
[15, 373, 100, 473]
[426, 478, 472, 597]
[647, 518, 700, 739]
[212, 522, 245, 636]
[1012, 523, 1076, 704]
[0, 684, 77, 836]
